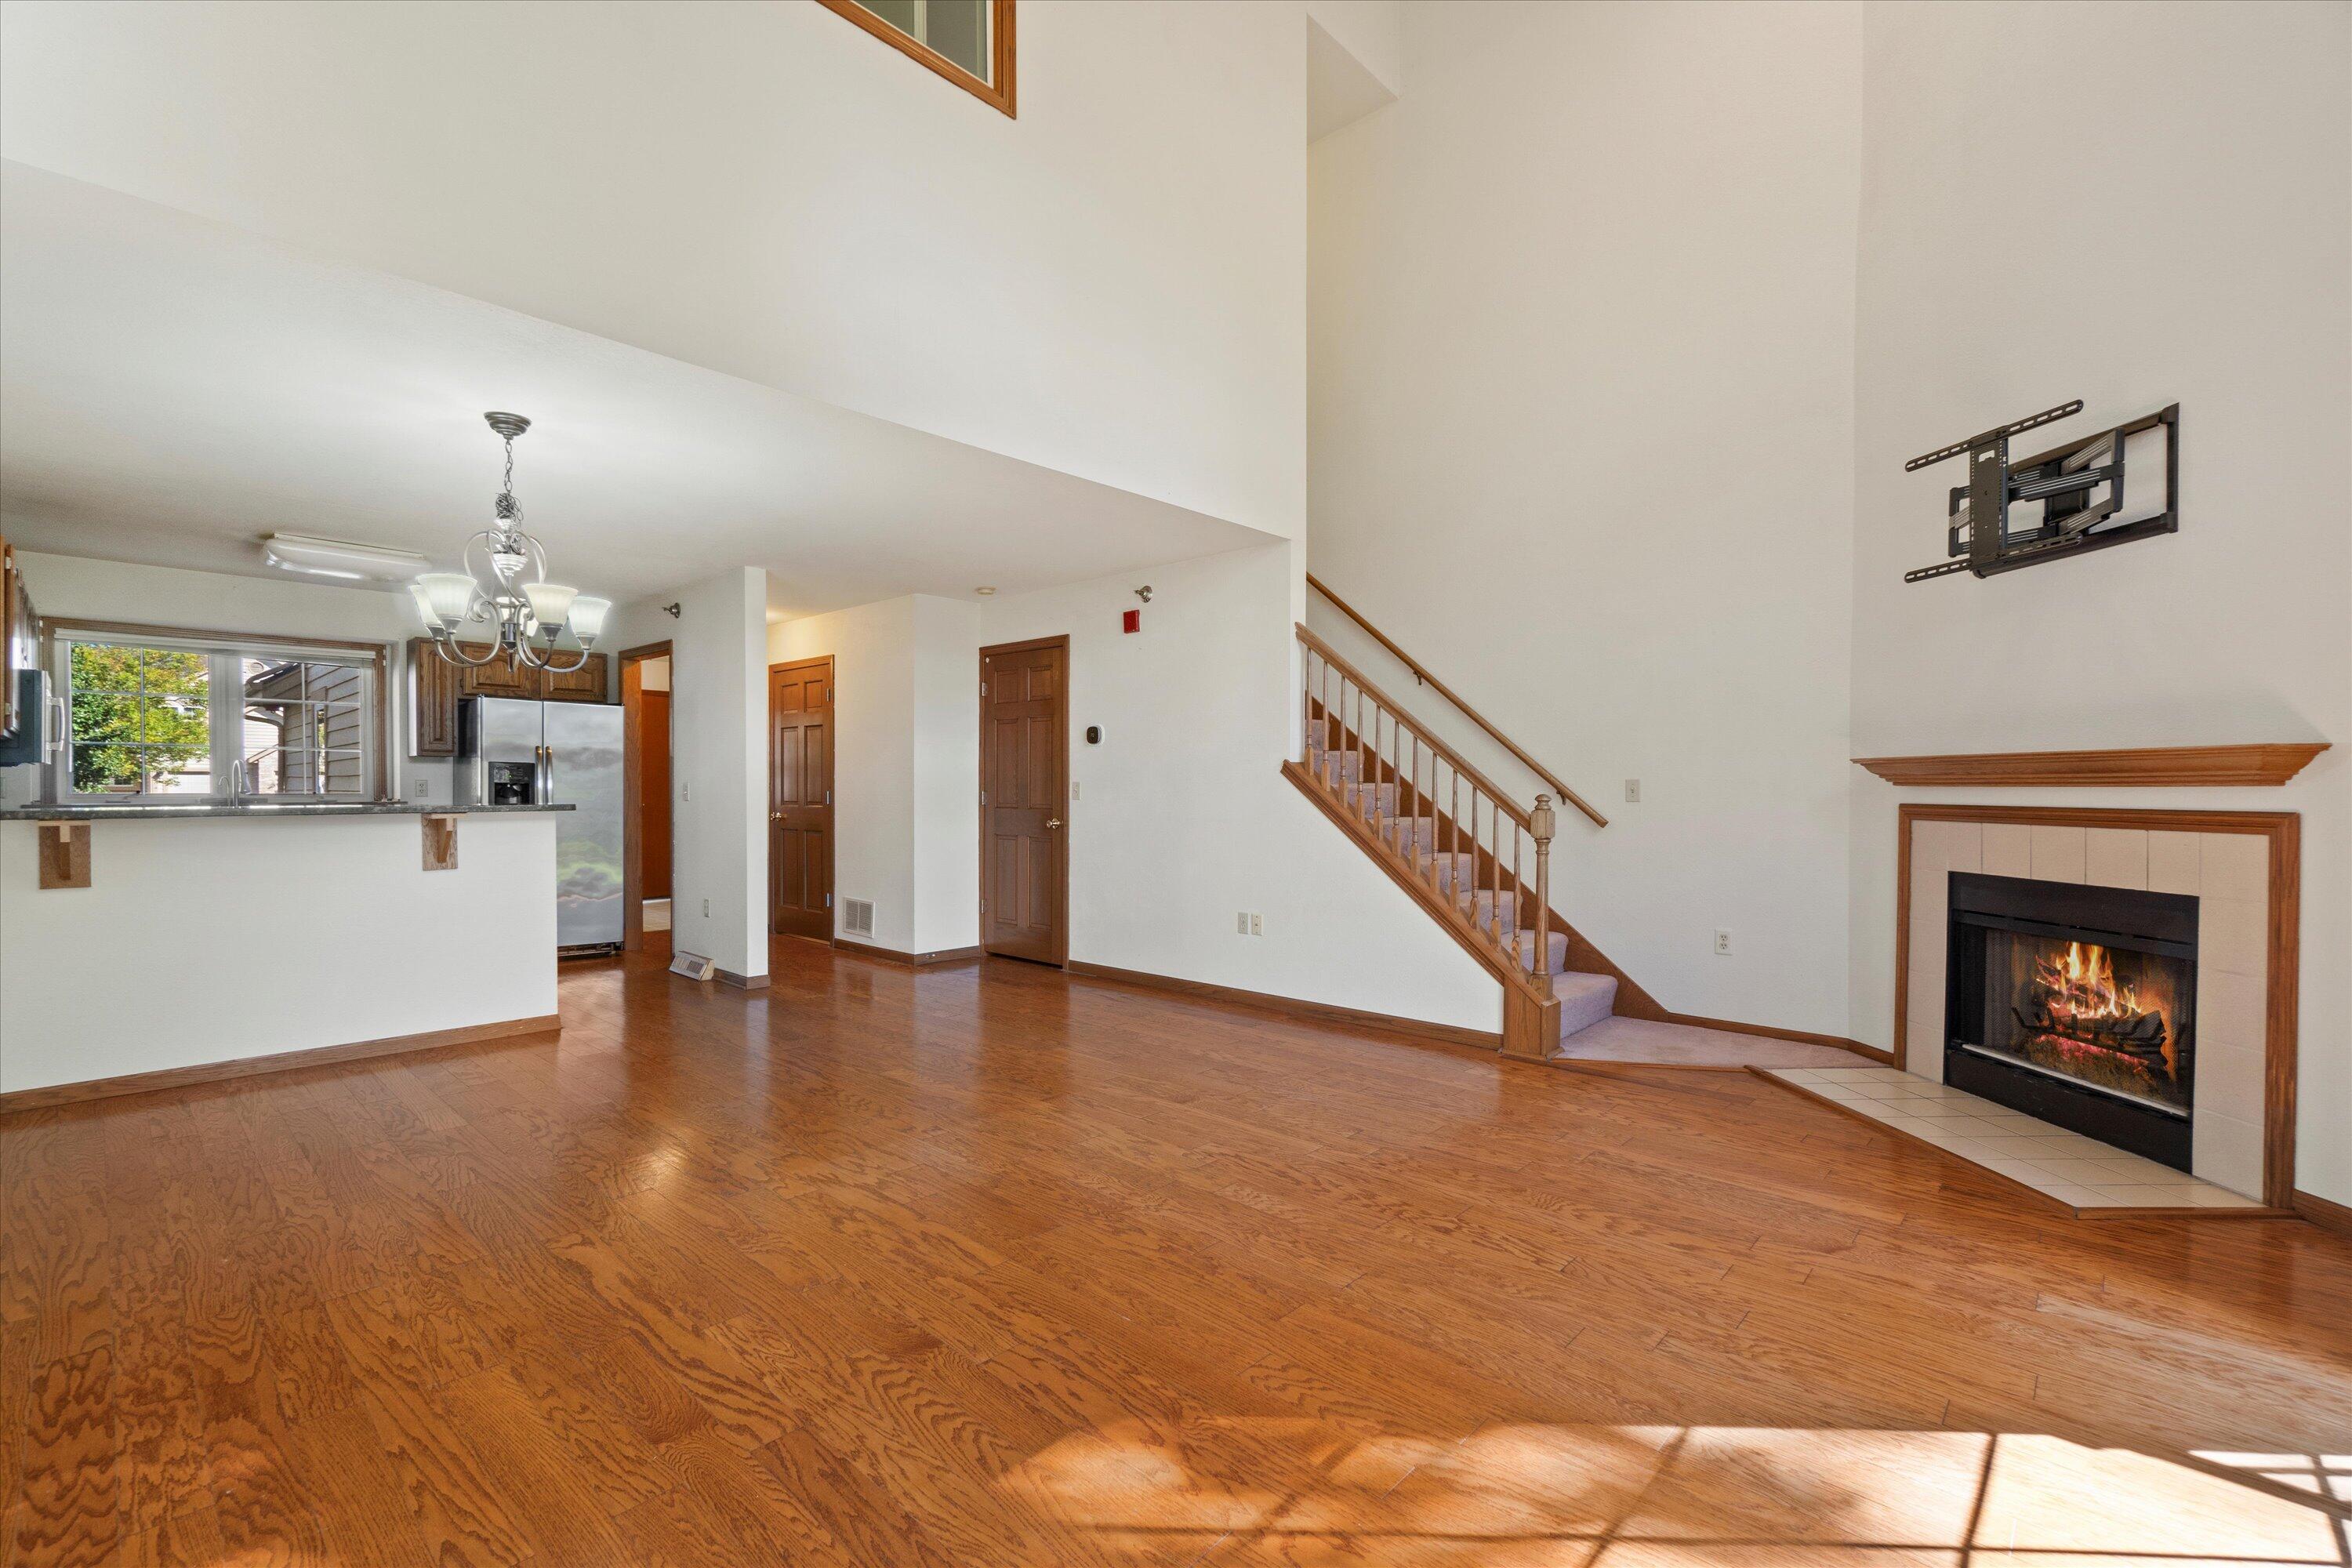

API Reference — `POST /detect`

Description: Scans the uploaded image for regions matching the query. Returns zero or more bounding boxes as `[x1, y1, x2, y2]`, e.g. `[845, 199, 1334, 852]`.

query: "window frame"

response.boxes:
[816, 0, 1015, 118]
[45, 618, 390, 805]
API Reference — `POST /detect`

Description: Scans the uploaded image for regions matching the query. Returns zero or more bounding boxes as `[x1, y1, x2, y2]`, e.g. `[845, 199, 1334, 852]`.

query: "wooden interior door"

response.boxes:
[640, 686, 671, 901]
[769, 657, 834, 942]
[979, 637, 1068, 965]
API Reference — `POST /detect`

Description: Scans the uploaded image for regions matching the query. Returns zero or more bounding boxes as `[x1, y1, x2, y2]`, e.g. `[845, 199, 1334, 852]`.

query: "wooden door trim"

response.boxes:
[769, 655, 836, 942]
[619, 641, 672, 954]
[978, 634, 1069, 967]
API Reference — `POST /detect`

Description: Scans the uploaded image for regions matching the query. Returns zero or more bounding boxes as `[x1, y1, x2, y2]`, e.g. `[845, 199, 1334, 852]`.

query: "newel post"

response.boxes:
[1530, 793, 1555, 978]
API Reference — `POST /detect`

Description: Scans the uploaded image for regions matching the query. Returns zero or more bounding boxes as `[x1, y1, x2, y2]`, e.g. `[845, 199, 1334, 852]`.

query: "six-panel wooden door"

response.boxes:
[769, 657, 834, 941]
[979, 637, 1067, 965]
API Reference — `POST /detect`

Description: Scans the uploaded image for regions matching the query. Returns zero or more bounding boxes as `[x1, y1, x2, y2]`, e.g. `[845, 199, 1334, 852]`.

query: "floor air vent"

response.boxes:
[843, 898, 874, 937]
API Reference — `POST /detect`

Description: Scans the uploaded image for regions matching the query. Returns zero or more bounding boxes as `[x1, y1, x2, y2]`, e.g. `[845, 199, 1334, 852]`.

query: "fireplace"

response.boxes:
[1944, 873, 2198, 1170]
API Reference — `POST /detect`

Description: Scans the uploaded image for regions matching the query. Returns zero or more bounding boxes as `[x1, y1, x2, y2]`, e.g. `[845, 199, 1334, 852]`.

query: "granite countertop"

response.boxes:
[0, 801, 575, 821]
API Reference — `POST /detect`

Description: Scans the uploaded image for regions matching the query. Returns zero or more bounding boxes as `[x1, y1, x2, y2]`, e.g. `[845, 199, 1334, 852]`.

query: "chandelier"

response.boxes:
[410, 412, 611, 671]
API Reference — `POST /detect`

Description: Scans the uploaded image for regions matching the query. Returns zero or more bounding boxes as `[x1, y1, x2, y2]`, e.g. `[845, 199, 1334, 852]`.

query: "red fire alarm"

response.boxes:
[1122, 608, 1141, 633]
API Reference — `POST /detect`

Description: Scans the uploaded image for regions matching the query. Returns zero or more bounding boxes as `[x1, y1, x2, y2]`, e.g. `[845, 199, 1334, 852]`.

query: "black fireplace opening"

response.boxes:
[1944, 873, 2198, 1171]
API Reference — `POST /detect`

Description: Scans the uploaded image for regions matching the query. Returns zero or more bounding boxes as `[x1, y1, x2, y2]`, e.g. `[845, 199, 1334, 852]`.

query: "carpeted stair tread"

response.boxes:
[1549, 969, 1619, 1040]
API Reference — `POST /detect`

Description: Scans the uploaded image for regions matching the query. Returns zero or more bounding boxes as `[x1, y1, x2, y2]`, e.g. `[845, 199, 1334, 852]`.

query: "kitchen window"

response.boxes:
[817, 0, 1014, 118]
[50, 622, 387, 802]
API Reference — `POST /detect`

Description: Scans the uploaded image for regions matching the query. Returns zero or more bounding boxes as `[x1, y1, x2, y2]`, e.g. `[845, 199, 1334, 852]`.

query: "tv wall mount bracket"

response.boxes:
[1902, 400, 2179, 583]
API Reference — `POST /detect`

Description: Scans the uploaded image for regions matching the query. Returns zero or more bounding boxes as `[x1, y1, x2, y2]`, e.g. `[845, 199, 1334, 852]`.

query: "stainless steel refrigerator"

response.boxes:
[456, 696, 625, 953]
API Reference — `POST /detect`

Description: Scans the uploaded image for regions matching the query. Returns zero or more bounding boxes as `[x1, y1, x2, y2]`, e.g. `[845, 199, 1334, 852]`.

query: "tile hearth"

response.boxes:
[1762, 1066, 2269, 1213]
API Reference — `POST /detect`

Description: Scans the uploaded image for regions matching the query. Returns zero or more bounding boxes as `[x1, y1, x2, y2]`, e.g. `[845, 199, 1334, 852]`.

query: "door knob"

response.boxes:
[1046, 817, 1062, 829]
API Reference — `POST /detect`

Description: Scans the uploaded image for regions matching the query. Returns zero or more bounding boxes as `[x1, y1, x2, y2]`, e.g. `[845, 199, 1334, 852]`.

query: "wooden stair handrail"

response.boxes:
[1307, 572, 1607, 828]
[1297, 622, 1531, 833]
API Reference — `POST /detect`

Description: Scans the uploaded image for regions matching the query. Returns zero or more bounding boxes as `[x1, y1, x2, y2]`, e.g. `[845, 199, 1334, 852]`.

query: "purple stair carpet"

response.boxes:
[1308, 740, 1619, 1047]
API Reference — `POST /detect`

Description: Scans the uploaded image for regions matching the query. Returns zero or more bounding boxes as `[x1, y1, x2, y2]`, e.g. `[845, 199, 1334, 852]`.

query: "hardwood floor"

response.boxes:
[5, 941, 2349, 1566]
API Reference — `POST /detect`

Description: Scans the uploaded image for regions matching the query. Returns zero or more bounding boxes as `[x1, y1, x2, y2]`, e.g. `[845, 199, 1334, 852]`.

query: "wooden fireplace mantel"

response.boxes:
[1853, 742, 2328, 789]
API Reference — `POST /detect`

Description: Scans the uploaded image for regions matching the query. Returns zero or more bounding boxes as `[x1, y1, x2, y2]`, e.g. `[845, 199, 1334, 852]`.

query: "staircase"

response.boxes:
[1285, 613, 1617, 1062]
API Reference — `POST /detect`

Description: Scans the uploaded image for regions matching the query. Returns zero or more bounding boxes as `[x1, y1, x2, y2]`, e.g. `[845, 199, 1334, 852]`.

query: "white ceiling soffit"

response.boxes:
[1308, 2, 1402, 143]
[0, 162, 1276, 616]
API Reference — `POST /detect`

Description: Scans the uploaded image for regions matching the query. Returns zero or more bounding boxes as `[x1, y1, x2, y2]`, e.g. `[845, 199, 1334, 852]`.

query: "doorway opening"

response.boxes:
[978, 634, 1068, 966]
[620, 642, 673, 956]
[770, 655, 836, 943]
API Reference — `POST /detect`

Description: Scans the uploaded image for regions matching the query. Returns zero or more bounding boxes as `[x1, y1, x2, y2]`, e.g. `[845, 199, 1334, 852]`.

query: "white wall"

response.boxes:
[0, 814, 556, 1093]
[1308, 0, 1863, 1036]
[1, 550, 461, 804]
[1847, 1, 2352, 1203]
[980, 542, 1498, 1033]
[771, 596, 916, 952]
[0, 0, 1308, 539]
[767, 593, 981, 956]
[657, 568, 769, 981]
[910, 597, 982, 954]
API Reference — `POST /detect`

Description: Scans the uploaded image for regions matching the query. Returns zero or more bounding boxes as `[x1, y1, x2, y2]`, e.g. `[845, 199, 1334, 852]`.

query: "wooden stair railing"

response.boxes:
[1287, 622, 1561, 1058]
[1307, 572, 1606, 829]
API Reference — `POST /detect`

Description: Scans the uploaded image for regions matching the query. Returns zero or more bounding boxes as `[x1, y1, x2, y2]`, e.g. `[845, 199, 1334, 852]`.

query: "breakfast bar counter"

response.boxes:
[0, 803, 571, 1108]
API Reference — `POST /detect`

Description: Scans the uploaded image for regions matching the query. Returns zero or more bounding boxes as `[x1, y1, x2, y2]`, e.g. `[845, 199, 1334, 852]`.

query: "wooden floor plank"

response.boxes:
[0, 941, 2344, 1566]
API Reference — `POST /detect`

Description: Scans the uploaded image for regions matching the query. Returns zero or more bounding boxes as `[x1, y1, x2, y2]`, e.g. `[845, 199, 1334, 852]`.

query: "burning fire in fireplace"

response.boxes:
[2013, 941, 2175, 1080]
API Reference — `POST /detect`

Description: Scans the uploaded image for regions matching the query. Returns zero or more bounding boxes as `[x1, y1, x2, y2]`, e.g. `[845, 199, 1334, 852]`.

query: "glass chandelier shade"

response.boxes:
[412, 413, 608, 673]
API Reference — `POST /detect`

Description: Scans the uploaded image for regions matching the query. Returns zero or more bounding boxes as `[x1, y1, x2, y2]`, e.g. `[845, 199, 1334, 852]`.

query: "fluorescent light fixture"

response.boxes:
[260, 533, 430, 583]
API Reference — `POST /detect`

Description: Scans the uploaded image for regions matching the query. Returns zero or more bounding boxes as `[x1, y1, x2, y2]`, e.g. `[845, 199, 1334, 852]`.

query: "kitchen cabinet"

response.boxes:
[405, 638, 610, 758]
[0, 536, 25, 738]
[458, 647, 536, 699]
[406, 638, 463, 757]
[540, 651, 609, 704]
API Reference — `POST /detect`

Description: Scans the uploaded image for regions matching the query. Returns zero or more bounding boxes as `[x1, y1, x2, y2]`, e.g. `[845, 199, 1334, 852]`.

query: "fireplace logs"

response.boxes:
[2010, 942, 2171, 1065]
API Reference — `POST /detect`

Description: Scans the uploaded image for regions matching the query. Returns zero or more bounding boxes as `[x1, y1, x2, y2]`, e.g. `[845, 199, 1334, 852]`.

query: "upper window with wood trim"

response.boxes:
[818, 0, 1015, 118]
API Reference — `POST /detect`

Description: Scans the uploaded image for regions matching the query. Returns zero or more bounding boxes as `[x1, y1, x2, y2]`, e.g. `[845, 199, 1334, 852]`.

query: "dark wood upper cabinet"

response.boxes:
[407, 638, 463, 757]
[541, 651, 609, 705]
[459, 648, 537, 699]
[405, 640, 609, 758]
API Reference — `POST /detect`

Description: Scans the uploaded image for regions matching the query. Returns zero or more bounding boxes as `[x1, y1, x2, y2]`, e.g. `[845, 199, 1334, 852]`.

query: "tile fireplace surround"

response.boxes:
[1893, 805, 2299, 1209]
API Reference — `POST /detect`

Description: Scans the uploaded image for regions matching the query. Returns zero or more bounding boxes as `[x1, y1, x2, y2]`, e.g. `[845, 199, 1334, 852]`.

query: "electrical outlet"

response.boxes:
[412, 776, 431, 800]
[702, 898, 711, 919]
[1070, 781, 1081, 800]
[1714, 927, 1733, 956]
[1624, 779, 1641, 804]
[1236, 912, 1250, 936]
[1250, 913, 1263, 937]
[681, 780, 691, 801]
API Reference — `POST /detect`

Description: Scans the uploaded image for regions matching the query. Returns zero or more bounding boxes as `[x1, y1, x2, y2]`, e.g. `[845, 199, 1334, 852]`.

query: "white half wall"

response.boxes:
[0, 814, 556, 1094]
[1308, 0, 1863, 1037]
[1847, 0, 2352, 1204]
[659, 567, 768, 981]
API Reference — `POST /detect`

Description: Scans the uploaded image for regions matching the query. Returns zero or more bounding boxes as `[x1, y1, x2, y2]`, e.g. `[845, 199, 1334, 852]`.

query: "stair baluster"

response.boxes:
[1289, 621, 1581, 1059]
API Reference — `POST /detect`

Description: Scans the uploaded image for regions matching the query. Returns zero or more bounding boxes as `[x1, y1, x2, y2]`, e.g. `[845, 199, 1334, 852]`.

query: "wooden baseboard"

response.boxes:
[1666, 1011, 1895, 1065]
[2292, 1189, 2352, 1242]
[1066, 959, 1501, 1054]
[715, 967, 771, 990]
[833, 938, 985, 968]
[0, 1013, 563, 1115]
